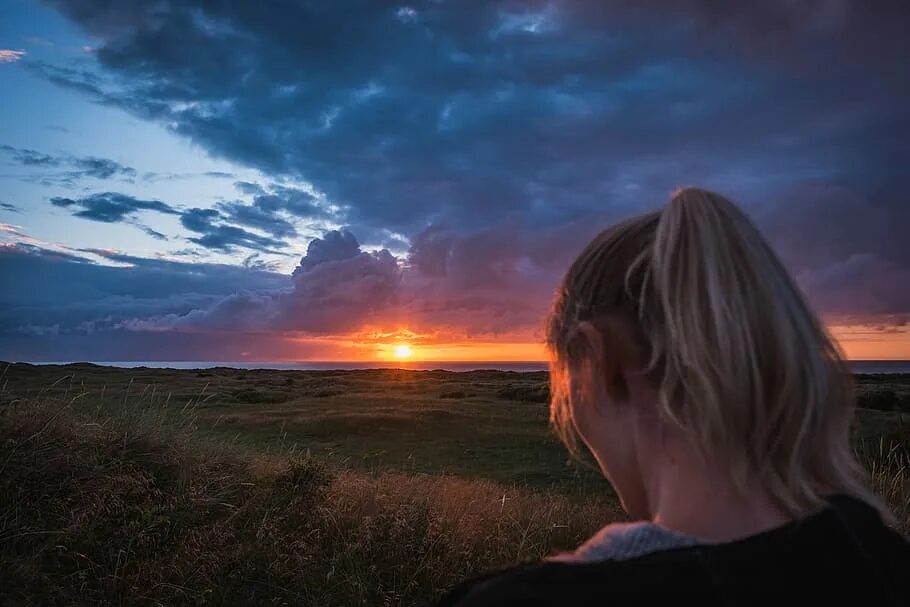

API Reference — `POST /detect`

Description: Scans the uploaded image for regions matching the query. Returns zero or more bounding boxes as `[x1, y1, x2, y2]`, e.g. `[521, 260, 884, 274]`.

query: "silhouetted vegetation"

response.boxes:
[496, 382, 550, 403]
[231, 387, 291, 404]
[440, 390, 467, 399]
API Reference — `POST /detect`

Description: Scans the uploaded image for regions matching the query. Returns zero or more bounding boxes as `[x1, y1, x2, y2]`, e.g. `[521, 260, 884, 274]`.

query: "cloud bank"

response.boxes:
[1, 0, 906, 359]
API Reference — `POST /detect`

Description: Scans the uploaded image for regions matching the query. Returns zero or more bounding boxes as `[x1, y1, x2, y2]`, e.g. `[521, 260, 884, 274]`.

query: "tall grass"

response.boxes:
[0, 394, 613, 606]
[1, 386, 906, 606]
[857, 434, 910, 530]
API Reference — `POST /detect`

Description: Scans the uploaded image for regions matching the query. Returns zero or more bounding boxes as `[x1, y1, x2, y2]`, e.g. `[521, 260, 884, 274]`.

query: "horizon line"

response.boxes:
[6, 358, 910, 365]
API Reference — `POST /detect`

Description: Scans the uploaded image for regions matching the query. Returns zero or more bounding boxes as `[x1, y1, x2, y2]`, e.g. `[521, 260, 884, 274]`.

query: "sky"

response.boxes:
[0, 0, 908, 362]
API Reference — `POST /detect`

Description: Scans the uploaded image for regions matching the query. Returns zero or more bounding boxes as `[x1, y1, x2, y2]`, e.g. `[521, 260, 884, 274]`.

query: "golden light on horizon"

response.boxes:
[829, 324, 910, 360]
[288, 325, 908, 363]
[393, 344, 413, 360]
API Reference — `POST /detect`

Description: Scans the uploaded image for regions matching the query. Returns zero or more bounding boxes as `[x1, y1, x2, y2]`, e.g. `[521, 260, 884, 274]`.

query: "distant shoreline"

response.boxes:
[5, 360, 910, 374]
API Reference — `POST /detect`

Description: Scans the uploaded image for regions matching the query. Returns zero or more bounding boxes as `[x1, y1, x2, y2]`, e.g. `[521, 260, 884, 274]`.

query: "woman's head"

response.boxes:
[547, 187, 878, 519]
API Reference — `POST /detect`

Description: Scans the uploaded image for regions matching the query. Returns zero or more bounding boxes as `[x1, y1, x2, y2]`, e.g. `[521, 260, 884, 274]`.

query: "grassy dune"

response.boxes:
[0, 363, 907, 606]
[0, 364, 608, 493]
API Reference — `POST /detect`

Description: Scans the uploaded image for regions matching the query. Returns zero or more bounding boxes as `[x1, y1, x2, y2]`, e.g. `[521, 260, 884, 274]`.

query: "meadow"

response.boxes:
[1, 362, 908, 606]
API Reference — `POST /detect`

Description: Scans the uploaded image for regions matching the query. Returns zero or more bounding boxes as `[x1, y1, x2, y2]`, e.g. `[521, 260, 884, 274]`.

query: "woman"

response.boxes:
[439, 188, 909, 605]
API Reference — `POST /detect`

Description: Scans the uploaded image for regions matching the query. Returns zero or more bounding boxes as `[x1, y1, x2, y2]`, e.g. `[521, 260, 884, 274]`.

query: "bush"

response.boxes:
[311, 388, 342, 398]
[440, 390, 467, 399]
[496, 383, 550, 403]
[858, 390, 898, 411]
[898, 394, 910, 413]
[231, 388, 290, 404]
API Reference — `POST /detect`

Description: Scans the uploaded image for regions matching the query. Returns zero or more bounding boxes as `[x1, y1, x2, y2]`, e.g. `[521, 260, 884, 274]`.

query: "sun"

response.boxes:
[393, 344, 413, 360]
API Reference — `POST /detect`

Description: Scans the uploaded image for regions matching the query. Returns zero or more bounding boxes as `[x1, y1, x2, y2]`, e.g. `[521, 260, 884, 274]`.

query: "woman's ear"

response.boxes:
[576, 320, 629, 404]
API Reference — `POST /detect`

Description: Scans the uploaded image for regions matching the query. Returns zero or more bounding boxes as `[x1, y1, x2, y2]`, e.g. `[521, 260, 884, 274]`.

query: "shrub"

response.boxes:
[311, 389, 342, 398]
[898, 394, 910, 413]
[231, 388, 290, 404]
[858, 390, 898, 411]
[440, 390, 467, 399]
[496, 383, 550, 403]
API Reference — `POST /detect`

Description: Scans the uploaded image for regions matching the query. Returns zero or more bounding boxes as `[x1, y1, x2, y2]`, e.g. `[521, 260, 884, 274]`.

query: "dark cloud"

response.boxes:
[51, 192, 178, 222]
[0, 202, 21, 213]
[752, 183, 910, 326]
[234, 181, 265, 195]
[797, 254, 910, 326]
[19, 220, 557, 347]
[34, 1, 910, 230]
[140, 225, 168, 240]
[215, 200, 297, 238]
[213, 182, 332, 239]
[141, 170, 236, 182]
[1, 241, 94, 265]
[340, 222, 410, 252]
[241, 252, 281, 273]
[50, 189, 307, 253]
[70, 155, 137, 179]
[294, 230, 359, 273]
[6, 0, 907, 355]
[115, 201, 910, 345]
[278, 244, 400, 333]
[0, 242, 287, 360]
[4, 205, 909, 362]
[1, 144, 137, 184]
[0, 144, 59, 167]
[252, 185, 328, 219]
[128, 230, 400, 334]
[120, 223, 595, 338]
[50, 192, 177, 243]
[179, 207, 288, 253]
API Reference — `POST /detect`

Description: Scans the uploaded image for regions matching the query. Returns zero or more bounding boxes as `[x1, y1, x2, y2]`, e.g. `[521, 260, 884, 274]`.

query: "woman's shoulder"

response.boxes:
[436, 497, 910, 607]
[549, 520, 699, 563]
[437, 522, 701, 606]
[435, 553, 702, 607]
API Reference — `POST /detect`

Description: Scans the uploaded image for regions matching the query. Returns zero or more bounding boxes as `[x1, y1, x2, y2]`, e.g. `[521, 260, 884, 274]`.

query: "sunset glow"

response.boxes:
[393, 345, 413, 360]
[0, 2, 907, 364]
[278, 329, 910, 363]
[829, 325, 910, 361]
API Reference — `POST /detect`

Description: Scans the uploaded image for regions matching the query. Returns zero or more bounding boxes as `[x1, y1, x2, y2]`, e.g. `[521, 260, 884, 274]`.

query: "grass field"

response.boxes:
[1, 363, 610, 494]
[1, 362, 907, 605]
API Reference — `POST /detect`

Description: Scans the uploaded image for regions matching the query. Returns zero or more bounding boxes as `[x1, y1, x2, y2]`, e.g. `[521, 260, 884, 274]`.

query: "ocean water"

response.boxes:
[848, 360, 910, 374]
[27, 360, 910, 374]
[37, 360, 550, 372]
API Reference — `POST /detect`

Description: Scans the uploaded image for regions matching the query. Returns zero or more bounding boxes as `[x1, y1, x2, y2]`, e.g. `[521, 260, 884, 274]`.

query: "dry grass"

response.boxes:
[857, 434, 910, 531]
[1, 372, 906, 606]
[0, 397, 614, 606]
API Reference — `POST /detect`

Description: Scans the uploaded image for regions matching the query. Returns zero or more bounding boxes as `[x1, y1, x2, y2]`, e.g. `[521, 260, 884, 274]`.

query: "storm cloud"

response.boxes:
[3, 0, 907, 358]
[36, 1, 909, 227]
[0, 242, 289, 359]
[117, 224, 600, 339]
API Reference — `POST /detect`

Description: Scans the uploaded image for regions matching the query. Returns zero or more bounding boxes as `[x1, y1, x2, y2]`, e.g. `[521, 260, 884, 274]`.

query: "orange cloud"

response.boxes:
[829, 324, 910, 360]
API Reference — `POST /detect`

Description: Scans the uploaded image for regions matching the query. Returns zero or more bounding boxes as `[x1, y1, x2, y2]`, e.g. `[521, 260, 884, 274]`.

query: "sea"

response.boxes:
[26, 360, 910, 374]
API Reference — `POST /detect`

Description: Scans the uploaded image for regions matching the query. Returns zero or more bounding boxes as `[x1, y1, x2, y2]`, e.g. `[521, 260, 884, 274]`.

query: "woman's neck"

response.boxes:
[646, 445, 793, 543]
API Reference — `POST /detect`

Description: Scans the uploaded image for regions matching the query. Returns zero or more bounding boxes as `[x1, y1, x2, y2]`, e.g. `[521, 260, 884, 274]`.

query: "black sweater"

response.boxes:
[437, 496, 909, 606]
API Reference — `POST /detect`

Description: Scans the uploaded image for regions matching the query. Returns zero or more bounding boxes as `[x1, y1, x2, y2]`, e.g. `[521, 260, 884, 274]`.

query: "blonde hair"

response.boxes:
[546, 187, 885, 517]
